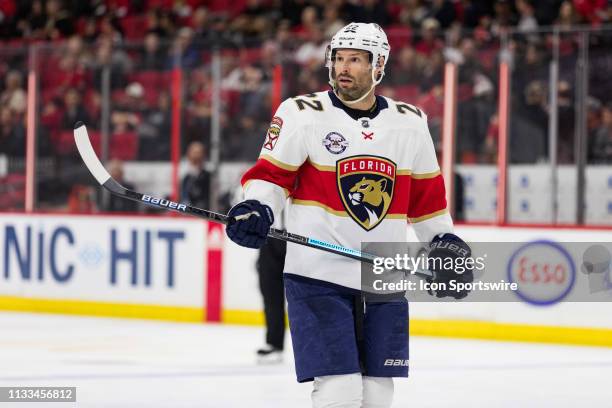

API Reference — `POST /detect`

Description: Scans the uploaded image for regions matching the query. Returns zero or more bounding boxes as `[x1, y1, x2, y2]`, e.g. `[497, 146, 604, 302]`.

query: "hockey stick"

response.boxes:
[73, 122, 433, 278]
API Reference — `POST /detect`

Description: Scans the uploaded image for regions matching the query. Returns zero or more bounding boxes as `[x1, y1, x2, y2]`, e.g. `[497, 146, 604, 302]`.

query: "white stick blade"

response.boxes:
[73, 122, 111, 185]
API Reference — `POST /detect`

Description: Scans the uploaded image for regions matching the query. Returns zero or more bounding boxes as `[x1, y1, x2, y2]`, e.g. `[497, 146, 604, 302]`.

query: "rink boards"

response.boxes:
[0, 214, 207, 321]
[0, 213, 611, 346]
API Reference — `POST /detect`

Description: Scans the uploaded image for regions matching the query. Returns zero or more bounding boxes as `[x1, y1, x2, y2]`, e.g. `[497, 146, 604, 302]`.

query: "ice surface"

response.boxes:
[0, 312, 610, 407]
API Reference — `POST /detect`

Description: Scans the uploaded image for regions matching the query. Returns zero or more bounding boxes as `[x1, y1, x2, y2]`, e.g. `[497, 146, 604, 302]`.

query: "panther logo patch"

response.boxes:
[337, 156, 396, 231]
[263, 116, 283, 150]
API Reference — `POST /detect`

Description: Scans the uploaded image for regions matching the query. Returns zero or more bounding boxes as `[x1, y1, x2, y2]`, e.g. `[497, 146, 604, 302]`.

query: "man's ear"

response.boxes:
[374, 55, 385, 80]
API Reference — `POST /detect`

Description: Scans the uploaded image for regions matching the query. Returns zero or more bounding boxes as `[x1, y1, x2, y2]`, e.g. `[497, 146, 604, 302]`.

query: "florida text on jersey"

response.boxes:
[242, 91, 453, 289]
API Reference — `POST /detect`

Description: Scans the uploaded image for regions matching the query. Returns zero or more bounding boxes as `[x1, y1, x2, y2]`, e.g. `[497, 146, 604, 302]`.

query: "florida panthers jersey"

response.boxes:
[242, 90, 453, 289]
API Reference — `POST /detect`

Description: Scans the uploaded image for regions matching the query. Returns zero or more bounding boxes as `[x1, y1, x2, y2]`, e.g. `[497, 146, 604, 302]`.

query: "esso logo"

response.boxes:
[507, 240, 576, 306]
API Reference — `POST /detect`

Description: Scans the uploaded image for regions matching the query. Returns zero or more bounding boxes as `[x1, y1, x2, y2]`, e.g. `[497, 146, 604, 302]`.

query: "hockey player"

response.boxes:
[226, 23, 473, 407]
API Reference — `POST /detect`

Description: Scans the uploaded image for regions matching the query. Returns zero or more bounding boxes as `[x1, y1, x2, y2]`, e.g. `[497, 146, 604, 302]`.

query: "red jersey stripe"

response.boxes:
[242, 157, 447, 221]
[407, 174, 447, 219]
[241, 156, 299, 193]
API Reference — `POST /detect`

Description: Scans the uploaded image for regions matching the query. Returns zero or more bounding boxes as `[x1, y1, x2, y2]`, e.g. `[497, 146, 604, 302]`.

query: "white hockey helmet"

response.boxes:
[326, 22, 391, 89]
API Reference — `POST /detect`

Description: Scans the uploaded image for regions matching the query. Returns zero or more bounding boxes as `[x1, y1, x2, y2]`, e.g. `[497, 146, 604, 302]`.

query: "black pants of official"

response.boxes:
[257, 238, 287, 350]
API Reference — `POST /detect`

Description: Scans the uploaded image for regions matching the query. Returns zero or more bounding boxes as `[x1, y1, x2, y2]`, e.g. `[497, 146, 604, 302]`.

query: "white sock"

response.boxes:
[312, 373, 362, 408]
[362, 376, 394, 408]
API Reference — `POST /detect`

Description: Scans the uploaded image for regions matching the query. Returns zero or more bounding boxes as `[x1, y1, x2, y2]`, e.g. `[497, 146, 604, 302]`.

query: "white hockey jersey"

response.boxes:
[242, 90, 453, 289]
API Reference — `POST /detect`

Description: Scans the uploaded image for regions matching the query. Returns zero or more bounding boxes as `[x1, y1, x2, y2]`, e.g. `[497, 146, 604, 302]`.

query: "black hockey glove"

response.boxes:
[426, 233, 474, 299]
[226, 200, 274, 249]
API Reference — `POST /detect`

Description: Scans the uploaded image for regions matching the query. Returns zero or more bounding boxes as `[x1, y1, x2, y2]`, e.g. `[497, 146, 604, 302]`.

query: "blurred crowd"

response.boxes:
[0, 0, 611, 211]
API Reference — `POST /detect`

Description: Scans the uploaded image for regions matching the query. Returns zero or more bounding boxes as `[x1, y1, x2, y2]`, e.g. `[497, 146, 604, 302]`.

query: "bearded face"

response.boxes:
[332, 49, 375, 101]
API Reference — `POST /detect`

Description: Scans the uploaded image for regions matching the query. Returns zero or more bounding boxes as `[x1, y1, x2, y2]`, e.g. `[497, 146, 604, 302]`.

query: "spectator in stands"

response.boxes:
[397, 0, 429, 29]
[237, 115, 269, 161]
[296, 62, 327, 94]
[111, 82, 145, 134]
[442, 22, 464, 62]
[491, 0, 516, 34]
[140, 31, 166, 71]
[294, 25, 327, 66]
[414, 18, 444, 56]
[428, 0, 456, 29]
[420, 49, 445, 91]
[0, 70, 26, 116]
[458, 37, 484, 81]
[457, 72, 496, 163]
[222, 58, 269, 118]
[241, 64, 270, 119]
[65, 35, 90, 66]
[555, 1, 580, 28]
[100, 1, 129, 18]
[200, 14, 232, 45]
[587, 96, 603, 140]
[139, 91, 171, 160]
[145, 9, 165, 38]
[101, 159, 139, 212]
[417, 84, 444, 148]
[483, 113, 499, 162]
[186, 88, 212, 151]
[11, 0, 45, 39]
[590, 102, 612, 163]
[292, 6, 319, 39]
[473, 14, 495, 47]
[99, 14, 124, 44]
[557, 80, 575, 163]
[41, 0, 74, 40]
[43, 51, 88, 102]
[259, 40, 281, 80]
[516, 0, 539, 32]
[282, 0, 309, 28]
[147, 8, 176, 39]
[90, 37, 131, 89]
[181, 141, 211, 209]
[81, 16, 99, 43]
[514, 43, 547, 92]
[229, 0, 273, 40]
[67, 185, 96, 213]
[274, 19, 298, 55]
[191, 6, 210, 39]
[84, 90, 102, 128]
[61, 87, 91, 130]
[158, 9, 178, 38]
[40, 98, 63, 131]
[167, 27, 199, 69]
[510, 80, 548, 163]
[461, 0, 492, 28]
[124, 82, 147, 114]
[322, 5, 345, 39]
[387, 46, 424, 86]
[0, 106, 25, 157]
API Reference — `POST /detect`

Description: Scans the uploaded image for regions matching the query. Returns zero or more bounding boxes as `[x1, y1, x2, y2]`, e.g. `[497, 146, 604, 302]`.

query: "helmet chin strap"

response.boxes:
[330, 68, 381, 106]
